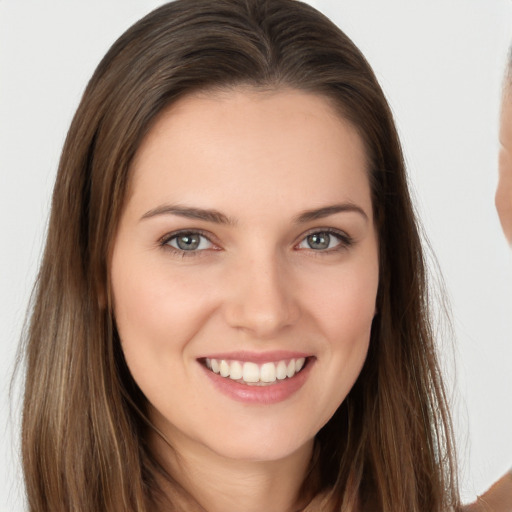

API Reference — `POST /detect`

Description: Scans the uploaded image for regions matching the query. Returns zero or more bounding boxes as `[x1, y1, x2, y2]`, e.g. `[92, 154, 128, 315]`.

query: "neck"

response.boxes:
[150, 428, 315, 512]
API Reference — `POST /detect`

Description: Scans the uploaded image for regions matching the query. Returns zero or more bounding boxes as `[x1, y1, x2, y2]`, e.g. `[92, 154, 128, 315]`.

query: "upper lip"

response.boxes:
[197, 350, 312, 364]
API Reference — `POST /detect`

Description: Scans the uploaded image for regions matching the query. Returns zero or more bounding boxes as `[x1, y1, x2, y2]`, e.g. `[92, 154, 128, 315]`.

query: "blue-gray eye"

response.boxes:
[298, 231, 343, 250]
[168, 232, 212, 251]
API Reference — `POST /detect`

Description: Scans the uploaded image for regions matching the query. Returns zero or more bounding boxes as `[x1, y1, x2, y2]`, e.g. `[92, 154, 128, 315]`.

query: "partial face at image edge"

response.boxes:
[498, 81, 512, 245]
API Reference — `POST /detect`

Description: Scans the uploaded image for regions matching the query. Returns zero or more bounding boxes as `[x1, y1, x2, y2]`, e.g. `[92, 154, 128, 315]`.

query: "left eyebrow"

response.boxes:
[294, 203, 369, 224]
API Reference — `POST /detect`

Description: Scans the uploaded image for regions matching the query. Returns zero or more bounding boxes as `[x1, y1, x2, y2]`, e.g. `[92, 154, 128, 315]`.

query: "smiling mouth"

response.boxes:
[201, 357, 309, 386]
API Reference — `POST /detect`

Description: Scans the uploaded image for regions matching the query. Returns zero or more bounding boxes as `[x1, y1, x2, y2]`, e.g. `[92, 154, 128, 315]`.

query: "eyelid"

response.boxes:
[294, 227, 353, 251]
[159, 229, 220, 255]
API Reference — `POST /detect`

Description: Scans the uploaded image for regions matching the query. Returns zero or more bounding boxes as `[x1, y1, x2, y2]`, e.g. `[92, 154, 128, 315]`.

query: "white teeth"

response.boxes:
[242, 362, 260, 383]
[219, 360, 230, 377]
[276, 361, 287, 380]
[229, 361, 243, 380]
[286, 360, 295, 378]
[211, 358, 220, 374]
[260, 362, 276, 383]
[205, 357, 308, 385]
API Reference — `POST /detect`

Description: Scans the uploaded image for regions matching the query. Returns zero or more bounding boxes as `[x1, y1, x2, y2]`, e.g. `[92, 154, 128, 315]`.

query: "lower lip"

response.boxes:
[200, 359, 314, 404]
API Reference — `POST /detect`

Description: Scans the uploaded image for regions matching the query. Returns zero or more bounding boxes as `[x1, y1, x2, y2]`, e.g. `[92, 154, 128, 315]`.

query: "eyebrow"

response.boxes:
[294, 203, 368, 223]
[140, 204, 236, 225]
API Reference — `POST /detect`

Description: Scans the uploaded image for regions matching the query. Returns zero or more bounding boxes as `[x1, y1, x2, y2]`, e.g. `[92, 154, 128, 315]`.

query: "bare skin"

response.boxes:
[151, 428, 314, 512]
[463, 471, 512, 512]
[497, 83, 512, 245]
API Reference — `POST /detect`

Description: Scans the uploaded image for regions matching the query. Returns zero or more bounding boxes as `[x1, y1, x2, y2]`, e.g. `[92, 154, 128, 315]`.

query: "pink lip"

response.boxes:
[199, 356, 314, 405]
[197, 350, 311, 364]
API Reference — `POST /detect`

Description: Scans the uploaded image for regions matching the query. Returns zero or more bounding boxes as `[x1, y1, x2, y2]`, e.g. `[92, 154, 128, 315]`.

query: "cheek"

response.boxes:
[110, 250, 218, 370]
[322, 276, 376, 372]
[304, 260, 378, 340]
[497, 152, 512, 242]
[110, 256, 222, 414]
[295, 263, 377, 432]
[497, 152, 512, 200]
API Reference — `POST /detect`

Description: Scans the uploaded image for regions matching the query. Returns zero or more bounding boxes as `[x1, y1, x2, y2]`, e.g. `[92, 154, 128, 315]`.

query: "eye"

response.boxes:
[164, 231, 213, 252]
[297, 230, 351, 251]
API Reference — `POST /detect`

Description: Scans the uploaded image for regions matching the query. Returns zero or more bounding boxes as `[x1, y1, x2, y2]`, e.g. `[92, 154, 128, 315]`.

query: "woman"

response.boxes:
[20, 1, 459, 510]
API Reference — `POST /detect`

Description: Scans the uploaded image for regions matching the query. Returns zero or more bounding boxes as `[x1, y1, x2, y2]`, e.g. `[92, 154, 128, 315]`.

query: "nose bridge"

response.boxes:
[224, 248, 299, 337]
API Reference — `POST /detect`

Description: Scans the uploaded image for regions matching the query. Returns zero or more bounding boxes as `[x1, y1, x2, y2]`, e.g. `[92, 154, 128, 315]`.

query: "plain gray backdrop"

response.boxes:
[1, 1, 511, 510]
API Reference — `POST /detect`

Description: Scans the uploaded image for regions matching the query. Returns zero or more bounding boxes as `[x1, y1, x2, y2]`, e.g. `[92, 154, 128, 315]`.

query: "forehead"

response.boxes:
[127, 87, 372, 216]
[134, 86, 368, 163]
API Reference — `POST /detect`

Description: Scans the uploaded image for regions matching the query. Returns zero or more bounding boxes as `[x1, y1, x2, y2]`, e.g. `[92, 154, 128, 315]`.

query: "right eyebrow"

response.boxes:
[140, 204, 237, 225]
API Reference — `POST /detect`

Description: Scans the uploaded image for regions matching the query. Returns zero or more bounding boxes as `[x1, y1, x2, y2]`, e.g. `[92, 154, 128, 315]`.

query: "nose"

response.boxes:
[223, 254, 300, 339]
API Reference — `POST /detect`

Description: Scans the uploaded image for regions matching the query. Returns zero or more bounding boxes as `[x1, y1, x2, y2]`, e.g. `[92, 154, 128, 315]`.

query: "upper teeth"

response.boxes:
[205, 357, 306, 385]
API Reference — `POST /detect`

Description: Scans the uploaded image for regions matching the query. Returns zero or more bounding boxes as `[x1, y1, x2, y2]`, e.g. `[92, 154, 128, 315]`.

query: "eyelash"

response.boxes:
[158, 228, 353, 257]
[159, 229, 217, 258]
[296, 228, 353, 253]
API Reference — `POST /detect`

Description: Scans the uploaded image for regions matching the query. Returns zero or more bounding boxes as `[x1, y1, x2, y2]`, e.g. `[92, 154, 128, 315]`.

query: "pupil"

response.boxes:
[177, 234, 200, 250]
[308, 233, 330, 250]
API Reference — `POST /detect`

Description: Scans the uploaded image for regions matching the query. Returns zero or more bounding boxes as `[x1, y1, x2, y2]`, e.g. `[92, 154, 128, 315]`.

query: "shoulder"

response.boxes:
[461, 470, 512, 512]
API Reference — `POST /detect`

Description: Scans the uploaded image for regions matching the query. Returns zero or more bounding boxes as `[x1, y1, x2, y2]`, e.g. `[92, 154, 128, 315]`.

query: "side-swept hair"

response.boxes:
[21, 1, 459, 510]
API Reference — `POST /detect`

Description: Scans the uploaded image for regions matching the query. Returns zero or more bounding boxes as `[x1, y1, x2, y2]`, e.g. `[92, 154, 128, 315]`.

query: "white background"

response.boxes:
[1, 1, 511, 510]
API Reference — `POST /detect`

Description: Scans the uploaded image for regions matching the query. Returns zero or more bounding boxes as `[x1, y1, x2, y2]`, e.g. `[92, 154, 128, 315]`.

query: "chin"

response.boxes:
[205, 431, 314, 463]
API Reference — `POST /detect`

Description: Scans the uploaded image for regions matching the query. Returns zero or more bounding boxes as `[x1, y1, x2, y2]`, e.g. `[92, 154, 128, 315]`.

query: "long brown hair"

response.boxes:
[21, 1, 459, 510]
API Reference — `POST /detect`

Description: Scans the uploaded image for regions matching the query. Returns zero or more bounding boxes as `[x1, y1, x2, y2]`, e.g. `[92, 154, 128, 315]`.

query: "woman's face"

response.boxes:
[498, 83, 512, 245]
[111, 88, 379, 463]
